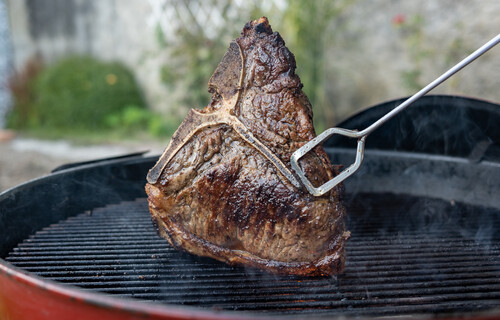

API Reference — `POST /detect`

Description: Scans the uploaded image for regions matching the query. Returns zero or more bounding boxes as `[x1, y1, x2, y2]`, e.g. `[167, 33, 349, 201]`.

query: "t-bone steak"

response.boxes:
[145, 17, 349, 276]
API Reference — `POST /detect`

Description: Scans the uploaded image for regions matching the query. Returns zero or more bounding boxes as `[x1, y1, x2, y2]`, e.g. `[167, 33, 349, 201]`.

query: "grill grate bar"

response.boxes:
[88, 292, 500, 317]
[20, 265, 500, 281]
[31, 226, 499, 235]
[28, 273, 500, 295]
[38, 222, 500, 233]
[7, 252, 499, 267]
[30, 276, 500, 294]
[16, 240, 167, 248]
[9, 247, 500, 259]
[9, 259, 500, 281]
[191, 296, 500, 315]
[42, 277, 500, 294]
[120, 290, 500, 306]
[271, 302, 500, 317]
[24, 232, 500, 244]
[86, 293, 500, 313]
[15, 272, 500, 292]
[14, 240, 500, 252]
[13, 267, 500, 290]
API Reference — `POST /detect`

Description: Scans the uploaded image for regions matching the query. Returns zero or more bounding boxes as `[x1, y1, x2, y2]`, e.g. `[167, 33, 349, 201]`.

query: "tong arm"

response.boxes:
[290, 128, 366, 196]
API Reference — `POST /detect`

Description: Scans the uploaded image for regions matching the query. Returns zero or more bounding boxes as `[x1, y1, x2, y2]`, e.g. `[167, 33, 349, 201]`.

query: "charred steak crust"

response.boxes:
[146, 17, 349, 276]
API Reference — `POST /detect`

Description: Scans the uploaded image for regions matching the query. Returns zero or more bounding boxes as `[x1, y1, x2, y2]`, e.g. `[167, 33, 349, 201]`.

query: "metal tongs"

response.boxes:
[291, 33, 500, 196]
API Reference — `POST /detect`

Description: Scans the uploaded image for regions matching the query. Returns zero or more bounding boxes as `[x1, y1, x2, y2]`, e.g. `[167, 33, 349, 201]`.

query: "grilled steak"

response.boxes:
[145, 17, 349, 276]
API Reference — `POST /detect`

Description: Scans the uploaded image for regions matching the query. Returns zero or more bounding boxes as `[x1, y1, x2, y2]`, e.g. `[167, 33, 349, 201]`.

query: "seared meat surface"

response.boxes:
[146, 17, 349, 276]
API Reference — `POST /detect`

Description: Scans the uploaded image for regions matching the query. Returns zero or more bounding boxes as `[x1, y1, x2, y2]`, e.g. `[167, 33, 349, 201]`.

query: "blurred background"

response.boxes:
[1, 0, 499, 191]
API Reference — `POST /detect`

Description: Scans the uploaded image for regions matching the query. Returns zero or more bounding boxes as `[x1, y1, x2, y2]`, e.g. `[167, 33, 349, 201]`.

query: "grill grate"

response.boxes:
[6, 194, 500, 317]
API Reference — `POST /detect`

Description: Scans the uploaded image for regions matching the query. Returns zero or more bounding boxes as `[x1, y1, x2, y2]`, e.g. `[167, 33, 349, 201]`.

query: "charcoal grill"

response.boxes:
[1, 95, 500, 320]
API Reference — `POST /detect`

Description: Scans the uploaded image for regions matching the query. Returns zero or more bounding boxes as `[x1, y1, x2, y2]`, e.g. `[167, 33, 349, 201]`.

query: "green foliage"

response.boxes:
[158, 1, 283, 110]
[163, 33, 227, 108]
[155, 24, 168, 49]
[281, 0, 353, 130]
[7, 57, 43, 129]
[104, 104, 181, 138]
[7, 56, 180, 140]
[32, 56, 145, 131]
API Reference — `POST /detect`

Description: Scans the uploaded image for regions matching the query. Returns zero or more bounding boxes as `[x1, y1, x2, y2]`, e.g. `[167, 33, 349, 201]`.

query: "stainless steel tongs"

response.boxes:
[291, 33, 500, 196]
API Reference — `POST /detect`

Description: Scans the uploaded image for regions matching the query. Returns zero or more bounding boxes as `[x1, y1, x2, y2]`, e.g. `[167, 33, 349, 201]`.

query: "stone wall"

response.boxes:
[6, 0, 500, 124]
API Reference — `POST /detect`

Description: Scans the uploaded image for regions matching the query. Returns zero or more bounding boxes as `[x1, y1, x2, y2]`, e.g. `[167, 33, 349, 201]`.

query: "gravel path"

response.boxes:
[0, 133, 164, 192]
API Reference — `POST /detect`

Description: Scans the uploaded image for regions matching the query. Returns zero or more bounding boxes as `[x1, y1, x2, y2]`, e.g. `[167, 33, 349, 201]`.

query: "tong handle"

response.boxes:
[291, 33, 500, 196]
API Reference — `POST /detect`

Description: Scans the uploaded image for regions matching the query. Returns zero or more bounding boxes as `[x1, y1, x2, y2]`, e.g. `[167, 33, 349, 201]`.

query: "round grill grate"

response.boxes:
[6, 194, 500, 317]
